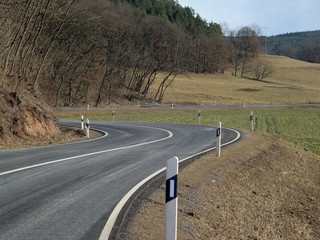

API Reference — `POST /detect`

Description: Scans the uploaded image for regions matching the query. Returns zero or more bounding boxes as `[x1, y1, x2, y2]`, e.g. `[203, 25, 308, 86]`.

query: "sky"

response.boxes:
[178, 0, 320, 36]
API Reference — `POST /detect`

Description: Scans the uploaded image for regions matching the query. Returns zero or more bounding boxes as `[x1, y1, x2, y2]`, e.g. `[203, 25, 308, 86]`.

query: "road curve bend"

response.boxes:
[0, 120, 240, 240]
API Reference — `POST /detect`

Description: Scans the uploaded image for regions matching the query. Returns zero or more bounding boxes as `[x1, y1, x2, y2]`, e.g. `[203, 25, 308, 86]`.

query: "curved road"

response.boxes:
[0, 120, 240, 240]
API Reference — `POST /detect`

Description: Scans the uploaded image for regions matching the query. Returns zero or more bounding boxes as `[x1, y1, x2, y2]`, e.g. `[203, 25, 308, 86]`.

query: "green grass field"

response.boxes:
[56, 106, 320, 155]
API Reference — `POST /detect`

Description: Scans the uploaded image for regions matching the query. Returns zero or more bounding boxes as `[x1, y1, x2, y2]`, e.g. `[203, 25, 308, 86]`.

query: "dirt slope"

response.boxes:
[0, 88, 61, 147]
[117, 131, 320, 239]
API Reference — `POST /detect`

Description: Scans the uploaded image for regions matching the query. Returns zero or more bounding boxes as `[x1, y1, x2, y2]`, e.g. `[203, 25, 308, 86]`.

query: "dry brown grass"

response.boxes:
[117, 131, 320, 240]
[150, 55, 320, 106]
[265, 55, 320, 90]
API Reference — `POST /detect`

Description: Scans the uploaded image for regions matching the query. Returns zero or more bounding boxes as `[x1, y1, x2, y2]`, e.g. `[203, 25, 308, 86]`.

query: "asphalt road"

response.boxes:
[0, 120, 240, 240]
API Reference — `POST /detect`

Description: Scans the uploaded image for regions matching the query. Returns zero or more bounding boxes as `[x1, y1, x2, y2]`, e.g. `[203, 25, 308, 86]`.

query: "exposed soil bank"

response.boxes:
[0, 88, 103, 150]
[0, 89, 61, 148]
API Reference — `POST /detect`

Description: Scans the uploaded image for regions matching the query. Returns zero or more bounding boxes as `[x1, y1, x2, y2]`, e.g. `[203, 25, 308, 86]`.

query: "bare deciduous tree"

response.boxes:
[0, 0, 234, 107]
[229, 26, 261, 78]
[251, 60, 274, 81]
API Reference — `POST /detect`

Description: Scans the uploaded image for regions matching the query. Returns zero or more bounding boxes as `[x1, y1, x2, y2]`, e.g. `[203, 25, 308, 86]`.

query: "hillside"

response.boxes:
[266, 30, 320, 63]
[1, 0, 319, 145]
[0, 0, 318, 110]
[0, 0, 225, 144]
[0, 0, 227, 108]
[154, 55, 320, 105]
[116, 0, 222, 35]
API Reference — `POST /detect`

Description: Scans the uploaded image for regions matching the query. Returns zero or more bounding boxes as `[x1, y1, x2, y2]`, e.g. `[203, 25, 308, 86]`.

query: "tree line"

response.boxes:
[113, 0, 222, 36]
[0, 0, 263, 107]
[266, 30, 320, 63]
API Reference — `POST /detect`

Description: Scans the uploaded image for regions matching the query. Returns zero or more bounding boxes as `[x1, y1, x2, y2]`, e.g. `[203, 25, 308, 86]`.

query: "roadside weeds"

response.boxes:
[0, 126, 102, 150]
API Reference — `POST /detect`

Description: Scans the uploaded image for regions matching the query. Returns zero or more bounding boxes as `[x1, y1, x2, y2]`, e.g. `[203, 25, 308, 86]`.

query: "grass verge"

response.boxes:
[117, 131, 320, 239]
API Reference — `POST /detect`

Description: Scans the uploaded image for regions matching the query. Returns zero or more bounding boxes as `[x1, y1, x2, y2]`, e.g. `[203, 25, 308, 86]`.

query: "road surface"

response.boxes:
[0, 120, 240, 239]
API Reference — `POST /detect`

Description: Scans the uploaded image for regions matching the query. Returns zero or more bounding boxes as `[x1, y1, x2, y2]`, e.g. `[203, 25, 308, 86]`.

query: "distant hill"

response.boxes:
[265, 30, 320, 63]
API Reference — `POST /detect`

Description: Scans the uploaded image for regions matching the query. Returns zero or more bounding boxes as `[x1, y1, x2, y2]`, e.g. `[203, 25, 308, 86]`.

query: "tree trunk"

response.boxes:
[33, 0, 75, 89]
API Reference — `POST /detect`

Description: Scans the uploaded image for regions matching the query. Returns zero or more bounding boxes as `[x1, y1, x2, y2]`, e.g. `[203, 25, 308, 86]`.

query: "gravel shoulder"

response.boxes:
[116, 130, 320, 239]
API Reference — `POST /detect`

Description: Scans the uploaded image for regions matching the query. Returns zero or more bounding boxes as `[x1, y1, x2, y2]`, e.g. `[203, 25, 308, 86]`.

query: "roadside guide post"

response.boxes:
[85, 119, 90, 138]
[166, 156, 179, 240]
[112, 110, 115, 122]
[81, 115, 84, 130]
[250, 111, 254, 132]
[198, 110, 201, 125]
[216, 121, 221, 157]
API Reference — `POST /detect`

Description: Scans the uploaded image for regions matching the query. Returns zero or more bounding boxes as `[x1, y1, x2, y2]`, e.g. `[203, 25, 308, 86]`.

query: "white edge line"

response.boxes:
[0, 126, 173, 177]
[61, 127, 108, 145]
[98, 167, 167, 240]
[98, 127, 241, 240]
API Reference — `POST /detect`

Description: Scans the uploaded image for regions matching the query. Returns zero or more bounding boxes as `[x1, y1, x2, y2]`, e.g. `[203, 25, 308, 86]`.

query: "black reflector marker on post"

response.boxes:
[85, 119, 90, 138]
[216, 121, 221, 157]
[112, 110, 115, 122]
[166, 156, 178, 240]
[250, 111, 254, 132]
[81, 115, 84, 130]
[198, 110, 201, 125]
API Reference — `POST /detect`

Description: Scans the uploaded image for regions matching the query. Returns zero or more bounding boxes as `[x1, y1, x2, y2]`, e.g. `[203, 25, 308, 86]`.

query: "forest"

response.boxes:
[266, 30, 320, 63]
[113, 0, 222, 35]
[0, 0, 272, 107]
[0, 0, 232, 106]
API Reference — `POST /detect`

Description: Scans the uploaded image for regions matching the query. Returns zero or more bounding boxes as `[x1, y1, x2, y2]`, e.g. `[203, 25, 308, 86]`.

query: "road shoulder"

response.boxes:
[116, 130, 320, 239]
[0, 126, 103, 150]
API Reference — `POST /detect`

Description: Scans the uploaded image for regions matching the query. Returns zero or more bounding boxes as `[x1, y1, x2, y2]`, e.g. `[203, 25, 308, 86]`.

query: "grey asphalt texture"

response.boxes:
[0, 120, 239, 239]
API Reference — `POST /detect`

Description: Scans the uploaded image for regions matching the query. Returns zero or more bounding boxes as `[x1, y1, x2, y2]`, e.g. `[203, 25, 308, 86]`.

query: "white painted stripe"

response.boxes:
[0, 126, 173, 177]
[99, 127, 241, 240]
[98, 167, 166, 240]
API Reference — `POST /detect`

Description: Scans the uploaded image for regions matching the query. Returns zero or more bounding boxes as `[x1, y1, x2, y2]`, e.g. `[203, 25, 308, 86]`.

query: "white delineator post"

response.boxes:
[81, 115, 84, 130]
[112, 110, 115, 122]
[250, 111, 254, 132]
[166, 156, 179, 240]
[216, 121, 221, 157]
[198, 110, 201, 125]
[85, 119, 90, 138]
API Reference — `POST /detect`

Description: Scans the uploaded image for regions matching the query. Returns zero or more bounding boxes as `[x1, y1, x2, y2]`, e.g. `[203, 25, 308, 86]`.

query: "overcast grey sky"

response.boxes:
[178, 0, 320, 36]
